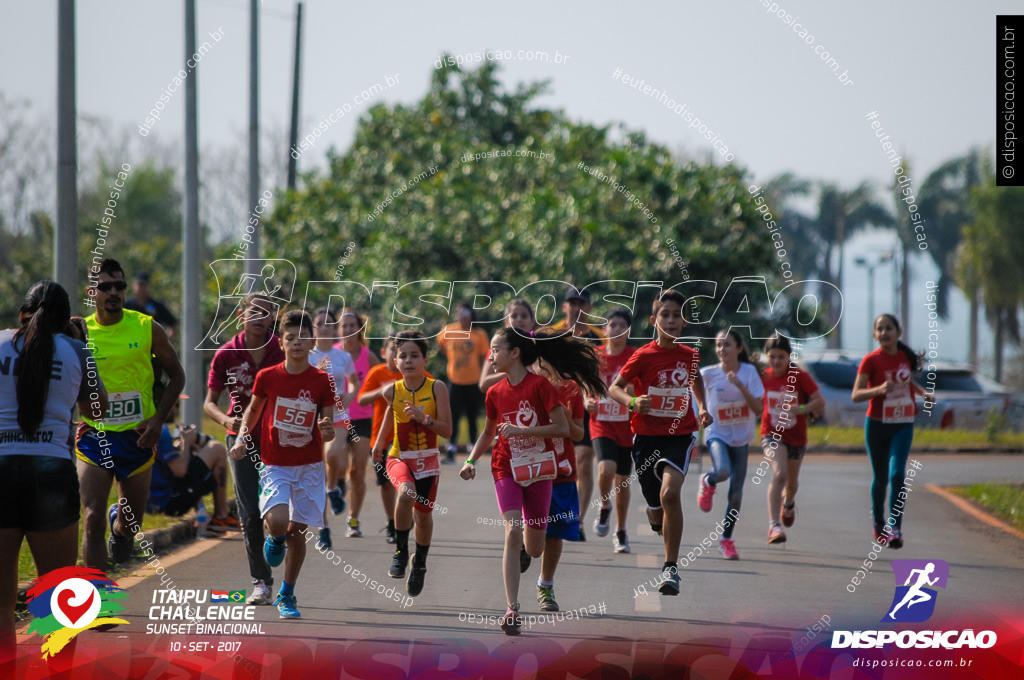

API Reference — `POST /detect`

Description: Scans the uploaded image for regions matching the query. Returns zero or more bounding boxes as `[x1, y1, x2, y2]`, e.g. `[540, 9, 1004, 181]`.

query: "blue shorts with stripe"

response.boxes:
[75, 423, 155, 481]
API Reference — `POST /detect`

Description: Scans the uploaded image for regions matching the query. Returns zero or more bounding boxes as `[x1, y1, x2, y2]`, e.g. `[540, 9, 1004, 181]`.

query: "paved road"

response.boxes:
[15, 452, 1024, 677]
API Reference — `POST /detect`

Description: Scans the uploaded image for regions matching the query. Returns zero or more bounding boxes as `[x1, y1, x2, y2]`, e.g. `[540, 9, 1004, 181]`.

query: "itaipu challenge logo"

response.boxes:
[26, 566, 128, 658]
[883, 559, 949, 623]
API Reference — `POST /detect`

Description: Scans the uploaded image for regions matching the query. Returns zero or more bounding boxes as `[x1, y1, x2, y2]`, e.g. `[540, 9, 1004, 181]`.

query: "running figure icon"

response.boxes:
[887, 562, 939, 620]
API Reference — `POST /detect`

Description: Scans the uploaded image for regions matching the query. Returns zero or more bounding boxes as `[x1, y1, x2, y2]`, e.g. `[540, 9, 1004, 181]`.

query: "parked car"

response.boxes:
[916, 361, 1021, 431]
[795, 350, 866, 427]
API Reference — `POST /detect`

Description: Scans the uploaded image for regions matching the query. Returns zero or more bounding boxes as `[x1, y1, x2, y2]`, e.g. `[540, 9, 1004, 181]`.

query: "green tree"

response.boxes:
[814, 182, 892, 348]
[958, 172, 1024, 381]
[268, 60, 799, 345]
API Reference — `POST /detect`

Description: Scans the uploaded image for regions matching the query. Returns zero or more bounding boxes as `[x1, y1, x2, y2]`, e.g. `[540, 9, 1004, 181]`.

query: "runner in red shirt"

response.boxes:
[852, 314, 928, 549]
[758, 334, 825, 545]
[608, 290, 712, 597]
[229, 311, 335, 619]
[460, 327, 604, 635]
[587, 309, 637, 554]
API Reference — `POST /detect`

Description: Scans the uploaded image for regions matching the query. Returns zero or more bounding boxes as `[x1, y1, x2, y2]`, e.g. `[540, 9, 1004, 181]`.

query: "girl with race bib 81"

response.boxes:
[851, 314, 927, 550]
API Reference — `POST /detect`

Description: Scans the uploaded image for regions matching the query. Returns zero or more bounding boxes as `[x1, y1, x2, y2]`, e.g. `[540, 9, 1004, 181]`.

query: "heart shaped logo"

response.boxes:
[50, 579, 101, 629]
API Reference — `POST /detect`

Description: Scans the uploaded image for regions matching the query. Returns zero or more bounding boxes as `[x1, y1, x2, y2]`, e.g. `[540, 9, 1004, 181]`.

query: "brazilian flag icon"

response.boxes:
[228, 591, 246, 603]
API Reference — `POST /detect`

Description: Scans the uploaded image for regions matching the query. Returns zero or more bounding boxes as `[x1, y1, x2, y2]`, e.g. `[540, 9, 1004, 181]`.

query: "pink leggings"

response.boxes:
[494, 477, 553, 530]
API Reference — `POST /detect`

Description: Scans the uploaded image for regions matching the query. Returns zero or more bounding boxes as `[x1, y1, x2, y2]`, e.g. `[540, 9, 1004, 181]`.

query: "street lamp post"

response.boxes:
[854, 251, 893, 350]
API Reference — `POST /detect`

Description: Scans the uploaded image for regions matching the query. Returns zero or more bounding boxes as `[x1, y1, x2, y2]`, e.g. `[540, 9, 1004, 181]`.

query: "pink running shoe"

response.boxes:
[781, 502, 796, 528]
[767, 524, 787, 544]
[719, 539, 739, 560]
[697, 475, 715, 513]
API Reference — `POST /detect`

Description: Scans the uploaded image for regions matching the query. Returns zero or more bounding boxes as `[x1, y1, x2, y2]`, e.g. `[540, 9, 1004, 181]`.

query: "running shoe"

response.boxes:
[384, 523, 397, 544]
[767, 524, 787, 544]
[873, 524, 888, 544]
[389, 550, 408, 578]
[247, 580, 272, 605]
[537, 584, 559, 611]
[442, 443, 456, 464]
[888, 528, 904, 549]
[316, 528, 332, 551]
[208, 514, 241, 532]
[519, 546, 531, 573]
[327, 488, 346, 516]
[697, 474, 715, 513]
[594, 506, 612, 538]
[407, 564, 427, 596]
[657, 566, 680, 596]
[781, 502, 796, 528]
[274, 593, 301, 619]
[613, 530, 631, 554]
[578, 526, 586, 542]
[264, 536, 286, 567]
[719, 538, 739, 560]
[346, 516, 362, 538]
[499, 603, 522, 636]
[107, 503, 133, 564]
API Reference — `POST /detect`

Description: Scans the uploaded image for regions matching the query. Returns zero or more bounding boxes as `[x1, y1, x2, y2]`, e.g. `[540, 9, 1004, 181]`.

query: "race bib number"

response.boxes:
[647, 386, 689, 418]
[766, 391, 795, 430]
[883, 391, 915, 424]
[273, 396, 317, 434]
[716, 400, 750, 426]
[106, 391, 143, 425]
[511, 449, 557, 486]
[596, 397, 629, 422]
[399, 448, 440, 480]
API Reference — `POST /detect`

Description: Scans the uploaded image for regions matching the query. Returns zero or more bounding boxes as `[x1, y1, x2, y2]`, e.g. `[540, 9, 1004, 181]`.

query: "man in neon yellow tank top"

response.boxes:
[76, 259, 185, 569]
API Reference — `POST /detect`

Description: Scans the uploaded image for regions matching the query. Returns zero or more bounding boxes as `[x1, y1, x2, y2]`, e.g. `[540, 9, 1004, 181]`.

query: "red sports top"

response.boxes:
[485, 372, 562, 482]
[618, 341, 702, 436]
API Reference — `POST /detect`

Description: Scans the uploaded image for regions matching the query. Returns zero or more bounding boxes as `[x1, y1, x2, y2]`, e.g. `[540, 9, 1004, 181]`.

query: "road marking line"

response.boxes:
[925, 483, 1024, 540]
[636, 554, 659, 567]
[118, 535, 228, 589]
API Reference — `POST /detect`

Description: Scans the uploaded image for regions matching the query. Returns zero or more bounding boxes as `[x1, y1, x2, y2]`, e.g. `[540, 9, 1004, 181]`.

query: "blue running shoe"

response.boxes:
[108, 503, 133, 563]
[327, 488, 346, 516]
[275, 593, 300, 618]
[264, 536, 286, 567]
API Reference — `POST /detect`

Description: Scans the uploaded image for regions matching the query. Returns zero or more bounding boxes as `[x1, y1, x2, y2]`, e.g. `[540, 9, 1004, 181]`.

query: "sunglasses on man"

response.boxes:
[95, 281, 128, 292]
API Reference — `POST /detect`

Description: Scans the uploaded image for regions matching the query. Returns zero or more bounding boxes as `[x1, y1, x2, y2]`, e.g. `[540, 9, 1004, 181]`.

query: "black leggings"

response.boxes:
[449, 382, 482, 445]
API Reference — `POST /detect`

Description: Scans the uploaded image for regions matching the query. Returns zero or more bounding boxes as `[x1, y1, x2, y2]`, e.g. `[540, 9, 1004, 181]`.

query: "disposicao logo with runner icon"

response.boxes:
[832, 558, 998, 649]
[883, 559, 948, 623]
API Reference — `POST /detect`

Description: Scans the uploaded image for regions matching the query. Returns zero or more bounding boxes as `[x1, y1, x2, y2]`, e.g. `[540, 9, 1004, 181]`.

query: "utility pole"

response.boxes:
[182, 0, 202, 426]
[56, 0, 78, 308]
[247, 0, 260, 277]
[286, 3, 303, 190]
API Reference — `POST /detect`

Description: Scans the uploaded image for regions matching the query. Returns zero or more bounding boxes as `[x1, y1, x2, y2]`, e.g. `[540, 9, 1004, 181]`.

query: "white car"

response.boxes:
[916, 362, 1020, 431]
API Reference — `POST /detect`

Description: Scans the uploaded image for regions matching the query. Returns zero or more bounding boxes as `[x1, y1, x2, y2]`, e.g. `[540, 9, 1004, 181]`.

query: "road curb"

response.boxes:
[925, 483, 1024, 541]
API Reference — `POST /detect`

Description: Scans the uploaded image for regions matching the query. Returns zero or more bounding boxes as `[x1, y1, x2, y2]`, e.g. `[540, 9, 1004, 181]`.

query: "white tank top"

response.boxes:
[0, 330, 96, 459]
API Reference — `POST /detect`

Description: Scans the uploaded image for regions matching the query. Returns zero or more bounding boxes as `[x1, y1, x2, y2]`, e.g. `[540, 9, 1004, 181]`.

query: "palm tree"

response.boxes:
[814, 182, 893, 348]
[917, 148, 985, 365]
[958, 174, 1024, 381]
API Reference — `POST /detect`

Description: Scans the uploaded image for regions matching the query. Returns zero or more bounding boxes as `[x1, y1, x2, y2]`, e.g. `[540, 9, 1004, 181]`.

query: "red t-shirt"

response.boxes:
[618, 341, 702, 436]
[589, 345, 636, 446]
[485, 372, 562, 482]
[252, 364, 334, 466]
[552, 379, 583, 482]
[858, 348, 918, 423]
[759, 366, 819, 447]
[207, 332, 286, 435]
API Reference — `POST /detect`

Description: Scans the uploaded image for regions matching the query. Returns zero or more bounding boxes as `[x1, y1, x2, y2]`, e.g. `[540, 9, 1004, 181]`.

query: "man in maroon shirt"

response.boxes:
[203, 294, 285, 605]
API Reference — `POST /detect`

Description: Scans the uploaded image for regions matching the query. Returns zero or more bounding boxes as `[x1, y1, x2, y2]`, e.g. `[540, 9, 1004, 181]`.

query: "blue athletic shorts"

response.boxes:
[546, 481, 581, 541]
[76, 423, 155, 481]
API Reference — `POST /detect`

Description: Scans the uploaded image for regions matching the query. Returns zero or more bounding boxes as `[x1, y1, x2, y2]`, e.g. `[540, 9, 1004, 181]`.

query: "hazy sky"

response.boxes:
[1, 0, 1018, 371]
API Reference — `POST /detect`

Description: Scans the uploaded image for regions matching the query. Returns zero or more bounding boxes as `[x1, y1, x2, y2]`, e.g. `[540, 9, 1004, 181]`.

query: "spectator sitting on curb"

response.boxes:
[147, 396, 239, 531]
